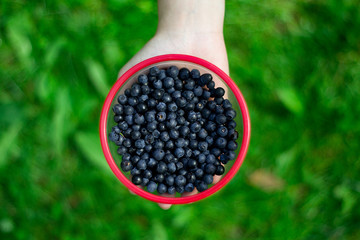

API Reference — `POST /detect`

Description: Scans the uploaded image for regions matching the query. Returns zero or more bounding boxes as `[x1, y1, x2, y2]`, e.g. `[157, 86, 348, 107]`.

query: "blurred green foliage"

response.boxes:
[1, 0, 360, 239]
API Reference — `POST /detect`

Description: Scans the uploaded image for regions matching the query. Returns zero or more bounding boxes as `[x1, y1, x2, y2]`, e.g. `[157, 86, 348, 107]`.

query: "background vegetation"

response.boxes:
[1, 0, 360, 239]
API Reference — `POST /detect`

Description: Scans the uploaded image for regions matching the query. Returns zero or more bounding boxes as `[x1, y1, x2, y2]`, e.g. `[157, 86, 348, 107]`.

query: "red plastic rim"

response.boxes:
[99, 54, 251, 204]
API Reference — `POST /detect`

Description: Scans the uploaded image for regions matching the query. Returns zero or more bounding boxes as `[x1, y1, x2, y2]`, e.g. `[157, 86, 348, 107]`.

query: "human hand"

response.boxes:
[118, 0, 229, 210]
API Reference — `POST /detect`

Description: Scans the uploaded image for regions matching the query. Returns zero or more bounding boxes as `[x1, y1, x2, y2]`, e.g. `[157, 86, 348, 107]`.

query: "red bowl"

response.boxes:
[99, 54, 251, 204]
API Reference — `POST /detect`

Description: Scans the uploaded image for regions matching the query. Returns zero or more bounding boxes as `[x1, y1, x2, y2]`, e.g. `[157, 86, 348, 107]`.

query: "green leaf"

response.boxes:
[85, 59, 109, 97]
[75, 131, 112, 175]
[277, 87, 304, 115]
[151, 220, 168, 240]
[0, 122, 22, 168]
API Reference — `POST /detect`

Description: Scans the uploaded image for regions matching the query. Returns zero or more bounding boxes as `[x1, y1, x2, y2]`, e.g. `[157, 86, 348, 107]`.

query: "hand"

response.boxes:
[118, 0, 228, 210]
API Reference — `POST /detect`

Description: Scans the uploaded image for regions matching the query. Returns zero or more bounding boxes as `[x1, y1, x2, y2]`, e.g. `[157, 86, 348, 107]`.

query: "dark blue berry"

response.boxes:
[168, 102, 178, 112]
[146, 121, 157, 132]
[153, 79, 162, 89]
[167, 162, 176, 173]
[152, 89, 164, 100]
[202, 90, 211, 100]
[174, 79, 183, 90]
[153, 149, 165, 160]
[175, 175, 186, 186]
[141, 85, 151, 95]
[194, 168, 204, 179]
[149, 66, 160, 76]
[165, 175, 174, 186]
[154, 174, 164, 183]
[215, 114, 227, 124]
[138, 74, 148, 84]
[136, 159, 147, 170]
[184, 79, 195, 90]
[165, 140, 175, 149]
[132, 175, 142, 185]
[190, 122, 201, 133]
[147, 98, 157, 109]
[166, 66, 179, 78]
[114, 115, 123, 123]
[174, 147, 185, 158]
[217, 126, 228, 137]
[227, 141, 238, 151]
[120, 160, 132, 172]
[203, 174, 213, 185]
[207, 80, 215, 90]
[156, 112, 167, 122]
[176, 97, 187, 108]
[147, 181, 157, 192]
[127, 97, 138, 106]
[113, 104, 123, 115]
[163, 77, 174, 88]
[190, 69, 200, 79]
[168, 186, 176, 194]
[216, 165, 225, 175]
[176, 186, 185, 193]
[135, 139, 145, 149]
[156, 161, 167, 173]
[117, 146, 127, 155]
[148, 158, 157, 168]
[157, 183, 167, 194]
[214, 87, 225, 97]
[196, 181, 208, 192]
[109, 131, 119, 142]
[187, 159, 197, 169]
[189, 140, 198, 149]
[205, 164, 216, 175]
[118, 94, 127, 104]
[169, 129, 180, 139]
[130, 84, 141, 97]
[184, 183, 195, 192]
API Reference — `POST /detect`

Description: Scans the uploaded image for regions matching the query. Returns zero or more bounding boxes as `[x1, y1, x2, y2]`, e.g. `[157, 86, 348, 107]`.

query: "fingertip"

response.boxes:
[213, 175, 222, 184]
[158, 203, 172, 210]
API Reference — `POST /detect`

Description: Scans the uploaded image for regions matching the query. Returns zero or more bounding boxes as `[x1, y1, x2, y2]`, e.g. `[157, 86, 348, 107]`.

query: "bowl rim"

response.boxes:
[99, 54, 251, 204]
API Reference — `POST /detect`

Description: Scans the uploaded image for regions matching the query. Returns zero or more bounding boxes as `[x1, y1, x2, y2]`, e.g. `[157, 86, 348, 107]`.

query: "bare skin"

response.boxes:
[119, 0, 228, 210]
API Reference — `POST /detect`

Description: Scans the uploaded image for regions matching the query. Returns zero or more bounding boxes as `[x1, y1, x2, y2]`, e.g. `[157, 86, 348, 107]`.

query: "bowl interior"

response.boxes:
[104, 59, 245, 202]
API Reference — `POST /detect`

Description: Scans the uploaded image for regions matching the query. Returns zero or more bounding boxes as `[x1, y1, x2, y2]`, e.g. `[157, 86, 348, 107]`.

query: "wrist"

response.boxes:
[157, 0, 225, 35]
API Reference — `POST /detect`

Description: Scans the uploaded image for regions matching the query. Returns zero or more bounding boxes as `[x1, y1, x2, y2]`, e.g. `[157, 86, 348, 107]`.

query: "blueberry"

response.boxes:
[109, 131, 119, 142]
[163, 77, 174, 88]
[203, 174, 213, 185]
[118, 94, 127, 104]
[207, 80, 215, 90]
[220, 154, 229, 164]
[147, 98, 157, 109]
[190, 122, 201, 133]
[141, 85, 151, 95]
[205, 121, 216, 132]
[154, 173, 165, 183]
[168, 186, 176, 194]
[127, 97, 138, 106]
[178, 68, 190, 80]
[201, 108, 211, 119]
[125, 88, 131, 97]
[228, 120, 237, 129]
[167, 87, 175, 94]
[147, 181, 157, 192]
[166, 119, 177, 129]
[177, 109, 185, 116]
[193, 86, 203, 97]
[195, 102, 205, 111]
[176, 162, 184, 170]
[169, 129, 180, 139]
[158, 132, 169, 142]
[131, 84, 141, 97]
[152, 129, 160, 138]
[172, 91, 182, 99]
[123, 128, 132, 138]
[216, 165, 225, 175]
[211, 148, 222, 157]
[223, 99, 232, 109]
[187, 159, 197, 169]
[192, 150, 200, 156]
[157, 183, 167, 194]
[131, 130, 141, 140]
[176, 97, 187, 108]
[153, 79, 162, 89]
[161, 93, 171, 103]
[134, 139, 145, 149]
[217, 126, 228, 137]
[113, 104, 123, 115]
[174, 79, 183, 90]
[196, 181, 208, 192]
[206, 154, 216, 164]
[186, 172, 196, 183]
[175, 175, 186, 186]
[145, 111, 156, 122]
[168, 102, 178, 112]
[153, 149, 165, 160]
[228, 129, 239, 140]
[141, 178, 149, 187]
[146, 121, 157, 132]
[189, 140, 198, 149]
[125, 115, 134, 125]
[198, 129, 208, 139]
[156, 161, 167, 173]
[165, 175, 174, 186]
[138, 74, 148, 84]
[148, 158, 157, 168]
[114, 115, 123, 123]
[131, 168, 141, 176]
[145, 144, 153, 152]
[157, 69, 166, 80]
[136, 159, 146, 170]
[215, 105, 224, 114]
[202, 90, 211, 100]
[227, 141, 238, 151]
[175, 138, 186, 148]
[189, 132, 197, 140]
[194, 168, 204, 179]
[199, 73, 212, 87]
[165, 140, 175, 149]
[198, 141, 208, 151]
[176, 186, 185, 194]
[177, 116, 186, 125]
[120, 160, 132, 172]
[136, 103, 148, 114]
[134, 113, 145, 125]
[152, 89, 164, 100]
[190, 69, 200, 79]
[225, 109, 236, 120]
[174, 147, 185, 158]
[184, 183, 195, 192]
[166, 66, 179, 78]
[117, 146, 127, 155]
[214, 97, 223, 105]
[167, 162, 176, 173]
[132, 175, 142, 185]
[205, 164, 216, 175]
[187, 111, 197, 122]
[149, 66, 160, 76]
[154, 140, 164, 149]
[205, 136, 214, 146]
[215, 114, 227, 124]
[156, 112, 167, 122]
[214, 87, 225, 97]
[123, 138, 132, 148]
[184, 79, 195, 90]
[183, 90, 194, 101]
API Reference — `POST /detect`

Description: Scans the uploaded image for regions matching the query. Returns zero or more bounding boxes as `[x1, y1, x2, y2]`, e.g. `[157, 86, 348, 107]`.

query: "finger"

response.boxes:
[213, 174, 222, 184]
[158, 193, 175, 210]
[181, 188, 198, 198]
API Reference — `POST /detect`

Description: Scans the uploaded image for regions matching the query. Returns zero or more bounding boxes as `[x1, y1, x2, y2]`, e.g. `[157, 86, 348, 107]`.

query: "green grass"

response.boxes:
[1, 0, 360, 239]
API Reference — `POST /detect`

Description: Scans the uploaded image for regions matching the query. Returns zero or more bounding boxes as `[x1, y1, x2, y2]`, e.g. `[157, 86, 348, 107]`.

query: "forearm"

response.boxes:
[157, 0, 225, 35]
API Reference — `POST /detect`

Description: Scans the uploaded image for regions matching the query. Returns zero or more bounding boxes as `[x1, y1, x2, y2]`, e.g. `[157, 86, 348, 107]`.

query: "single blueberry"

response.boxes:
[214, 87, 225, 97]
[217, 126, 228, 137]
[196, 181, 208, 192]
[149, 66, 160, 76]
[179, 68, 190, 80]
[141, 85, 151, 95]
[157, 69, 166, 80]
[163, 77, 174, 88]
[227, 141, 238, 151]
[117, 146, 127, 155]
[113, 104, 123, 115]
[169, 129, 180, 139]
[166, 66, 179, 78]
[156, 111, 167, 122]
[165, 175, 175, 186]
[127, 97, 138, 106]
[194, 168, 204, 179]
[203, 174, 213, 185]
[184, 183, 195, 192]
[157, 183, 167, 194]
[207, 80, 215, 90]
[109, 131, 119, 142]
[174, 79, 183, 90]
[184, 79, 195, 90]
[147, 158, 157, 168]
[153, 149, 165, 160]
[190, 69, 200, 79]
[137, 159, 147, 170]
[132, 175, 142, 185]
[156, 161, 167, 173]
[216, 165, 225, 175]
[167, 162, 176, 173]
[138, 74, 148, 84]
[147, 181, 157, 192]
[215, 114, 227, 124]
[176, 186, 185, 194]
[120, 160, 132, 172]
[118, 94, 127, 104]
[167, 102, 178, 112]
[168, 186, 176, 194]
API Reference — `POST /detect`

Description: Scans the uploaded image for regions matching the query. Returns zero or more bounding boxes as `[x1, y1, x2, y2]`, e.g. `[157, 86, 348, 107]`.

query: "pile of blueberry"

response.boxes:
[108, 65, 239, 194]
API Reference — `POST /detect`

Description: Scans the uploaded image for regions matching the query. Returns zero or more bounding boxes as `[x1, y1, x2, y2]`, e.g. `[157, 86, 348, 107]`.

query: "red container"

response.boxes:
[100, 54, 251, 204]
